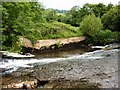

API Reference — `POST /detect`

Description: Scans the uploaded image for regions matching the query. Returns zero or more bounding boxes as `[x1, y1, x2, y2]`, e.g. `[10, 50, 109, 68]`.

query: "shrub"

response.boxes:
[86, 30, 120, 45]
[80, 14, 103, 37]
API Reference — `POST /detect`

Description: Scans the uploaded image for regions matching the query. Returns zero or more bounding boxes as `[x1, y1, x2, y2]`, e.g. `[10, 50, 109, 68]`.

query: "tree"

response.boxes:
[30, 2, 45, 23]
[80, 3, 108, 17]
[80, 14, 103, 37]
[92, 3, 107, 17]
[63, 3, 111, 26]
[64, 6, 81, 26]
[2, 2, 32, 50]
[2, 2, 45, 51]
[106, 3, 113, 11]
[102, 6, 120, 31]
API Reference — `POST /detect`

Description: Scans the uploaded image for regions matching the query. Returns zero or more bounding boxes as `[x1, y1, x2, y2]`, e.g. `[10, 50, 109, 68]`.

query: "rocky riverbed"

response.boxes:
[1, 46, 119, 89]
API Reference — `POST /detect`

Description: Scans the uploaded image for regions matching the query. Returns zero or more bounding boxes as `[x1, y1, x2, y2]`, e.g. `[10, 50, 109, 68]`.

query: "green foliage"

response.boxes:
[62, 3, 113, 27]
[80, 14, 103, 37]
[102, 6, 120, 31]
[64, 6, 81, 26]
[2, 2, 119, 52]
[93, 30, 116, 45]
[45, 9, 57, 21]
[56, 14, 66, 22]
[27, 21, 82, 40]
[86, 30, 120, 45]
[2, 2, 45, 52]
[82, 3, 110, 17]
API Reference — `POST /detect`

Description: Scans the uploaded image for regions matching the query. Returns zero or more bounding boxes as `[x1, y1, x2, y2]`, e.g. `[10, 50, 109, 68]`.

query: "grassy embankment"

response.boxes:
[7, 21, 83, 53]
[24, 21, 82, 44]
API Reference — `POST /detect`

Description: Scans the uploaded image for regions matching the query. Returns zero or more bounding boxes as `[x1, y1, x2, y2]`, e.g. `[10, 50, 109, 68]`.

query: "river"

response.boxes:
[0, 44, 119, 88]
[1, 47, 88, 75]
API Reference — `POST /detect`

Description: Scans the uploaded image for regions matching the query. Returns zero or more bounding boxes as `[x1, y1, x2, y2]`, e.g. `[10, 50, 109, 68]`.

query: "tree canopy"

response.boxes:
[2, 2, 45, 51]
[61, 3, 113, 27]
[102, 6, 120, 31]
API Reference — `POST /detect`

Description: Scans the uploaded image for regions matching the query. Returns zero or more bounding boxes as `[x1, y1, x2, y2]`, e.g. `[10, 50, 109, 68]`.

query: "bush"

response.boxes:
[94, 30, 114, 45]
[86, 30, 120, 45]
[80, 14, 103, 37]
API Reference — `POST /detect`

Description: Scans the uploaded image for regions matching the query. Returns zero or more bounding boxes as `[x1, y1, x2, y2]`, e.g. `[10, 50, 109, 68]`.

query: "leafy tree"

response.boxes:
[92, 3, 107, 17]
[2, 2, 31, 51]
[80, 3, 109, 17]
[80, 14, 103, 37]
[64, 6, 81, 26]
[30, 2, 45, 23]
[102, 6, 120, 31]
[2, 2, 45, 51]
[106, 3, 113, 11]
[63, 3, 111, 26]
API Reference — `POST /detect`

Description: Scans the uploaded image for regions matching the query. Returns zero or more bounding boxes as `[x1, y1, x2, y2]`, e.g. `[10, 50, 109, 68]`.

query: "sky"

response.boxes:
[39, 0, 120, 10]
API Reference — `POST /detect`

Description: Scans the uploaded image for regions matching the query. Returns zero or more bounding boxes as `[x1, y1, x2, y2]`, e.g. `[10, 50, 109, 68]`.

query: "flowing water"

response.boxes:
[0, 47, 89, 75]
[0, 47, 119, 75]
[0, 44, 119, 88]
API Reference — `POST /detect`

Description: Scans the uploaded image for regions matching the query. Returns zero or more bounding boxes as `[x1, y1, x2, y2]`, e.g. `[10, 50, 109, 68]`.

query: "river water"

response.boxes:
[0, 47, 89, 75]
[0, 44, 119, 88]
[0, 47, 119, 74]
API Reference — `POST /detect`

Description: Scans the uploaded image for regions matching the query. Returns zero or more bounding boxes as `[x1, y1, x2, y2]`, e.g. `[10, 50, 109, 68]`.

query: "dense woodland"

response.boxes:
[1, 1, 120, 52]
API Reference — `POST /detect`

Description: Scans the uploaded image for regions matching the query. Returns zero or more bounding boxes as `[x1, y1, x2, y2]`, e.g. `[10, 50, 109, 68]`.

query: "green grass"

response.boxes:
[24, 21, 83, 43]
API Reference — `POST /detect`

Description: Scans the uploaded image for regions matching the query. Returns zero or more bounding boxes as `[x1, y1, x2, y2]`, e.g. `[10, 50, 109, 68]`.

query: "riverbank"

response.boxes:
[19, 36, 86, 51]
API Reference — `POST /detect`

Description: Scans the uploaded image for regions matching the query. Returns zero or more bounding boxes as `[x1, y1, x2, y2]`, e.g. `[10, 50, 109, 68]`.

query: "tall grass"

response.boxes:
[24, 21, 82, 44]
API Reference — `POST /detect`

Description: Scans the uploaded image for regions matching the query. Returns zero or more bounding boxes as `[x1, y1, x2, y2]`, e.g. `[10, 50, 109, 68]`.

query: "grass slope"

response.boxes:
[24, 21, 82, 43]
